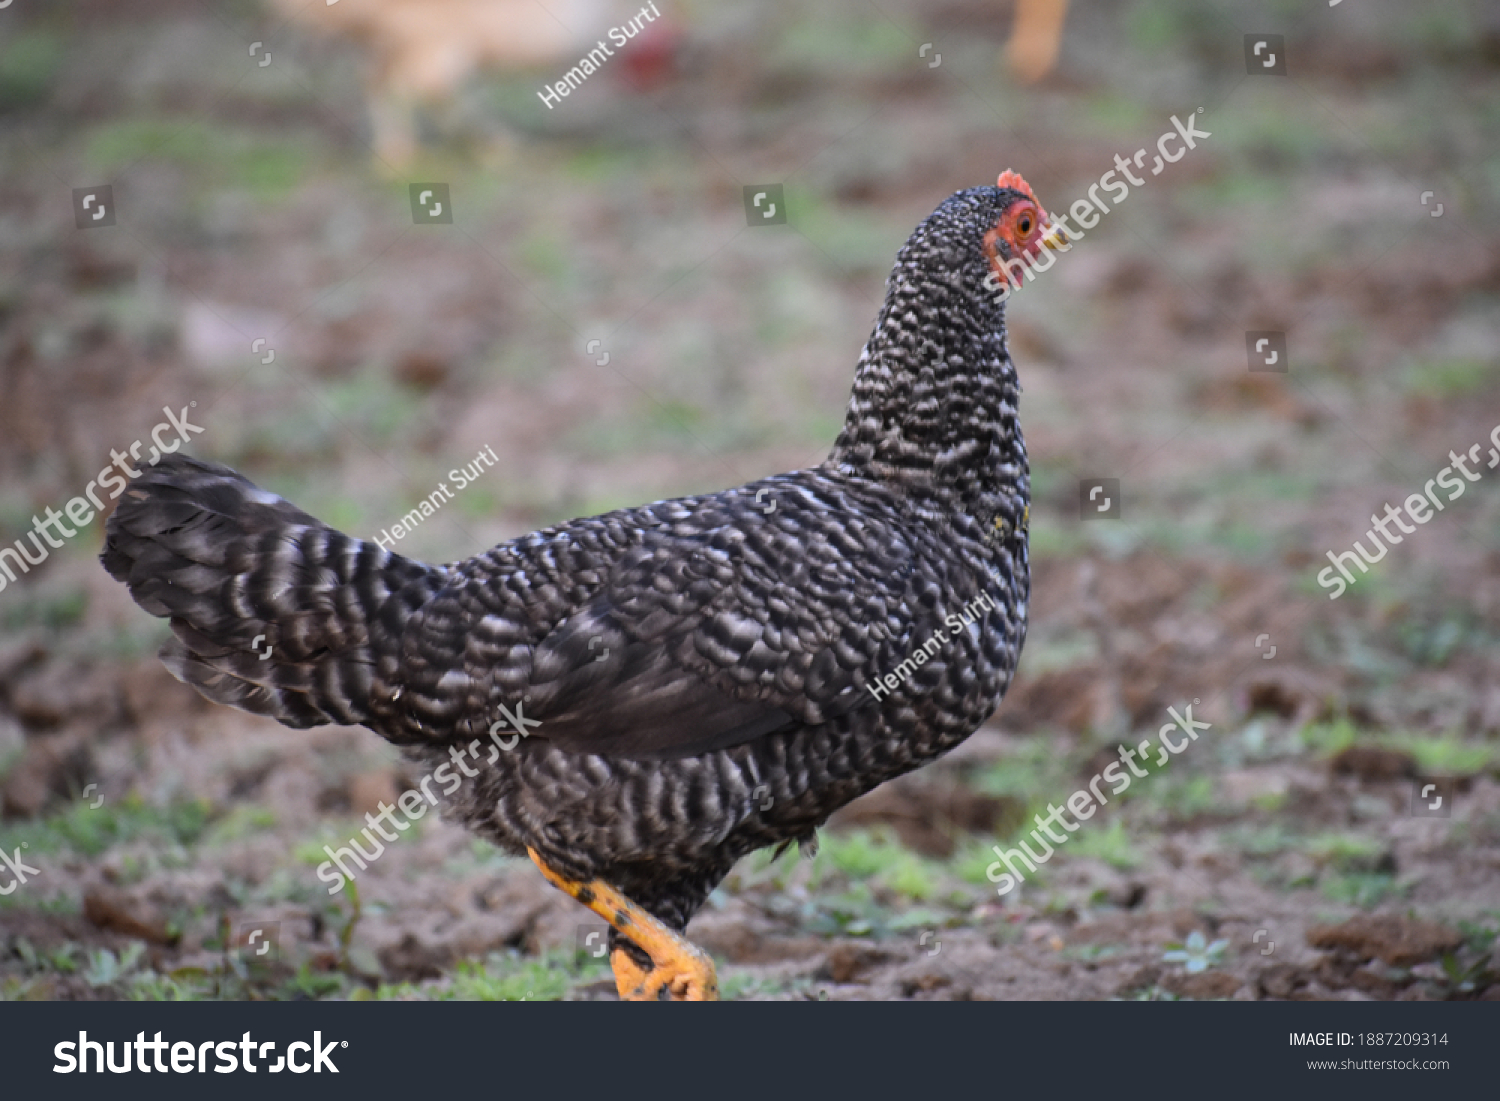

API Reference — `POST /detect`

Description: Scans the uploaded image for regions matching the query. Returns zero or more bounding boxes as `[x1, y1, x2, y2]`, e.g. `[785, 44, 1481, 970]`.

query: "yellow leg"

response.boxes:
[527, 848, 718, 1001]
[1005, 0, 1069, 84]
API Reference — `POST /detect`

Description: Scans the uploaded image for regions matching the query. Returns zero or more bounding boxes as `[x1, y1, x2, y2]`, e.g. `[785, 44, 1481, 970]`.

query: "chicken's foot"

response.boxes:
[527, 847, 718, 1001]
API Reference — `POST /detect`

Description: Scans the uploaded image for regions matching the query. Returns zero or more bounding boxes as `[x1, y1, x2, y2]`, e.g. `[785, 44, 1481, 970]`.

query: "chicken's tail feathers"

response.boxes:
[101, 454, 445, 729]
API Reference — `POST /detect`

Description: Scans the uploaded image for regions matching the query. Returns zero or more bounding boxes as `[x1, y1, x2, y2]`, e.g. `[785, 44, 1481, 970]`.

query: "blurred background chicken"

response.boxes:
[1005, 0, 1068, 84]
[268, 0, 680, 168]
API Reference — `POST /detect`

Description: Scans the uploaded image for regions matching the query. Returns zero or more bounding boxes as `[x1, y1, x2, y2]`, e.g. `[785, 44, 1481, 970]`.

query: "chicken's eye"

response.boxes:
[1016, 212, 1033, 236]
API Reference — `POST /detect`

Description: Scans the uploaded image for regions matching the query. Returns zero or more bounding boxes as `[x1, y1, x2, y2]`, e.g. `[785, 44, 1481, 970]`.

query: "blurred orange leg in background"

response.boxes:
[1006, 0, 1069, 83]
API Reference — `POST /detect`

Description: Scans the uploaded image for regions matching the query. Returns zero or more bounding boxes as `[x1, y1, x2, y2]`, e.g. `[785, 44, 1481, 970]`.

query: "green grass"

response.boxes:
[455, 485, 502, 522]
[1081, 92, 1158, 136]
[1405, 4, 1488, 51]
[1067, 819, 1141, 871]
[0, 27, 65, 108]
[1402, 358, 1495, 399]
[719, 971, 807, 1000]
[1122, 0, 1219, 54]
[127, 970, 219, 1002]
[1321, 872, 1407, 909]
[0, 794, 212, 859]
[793, 193, 908, 276]
[0, 885, 79, 915]
[972, 738, 1075, 801]
[1301, 721, 1497, 775]
[952, 835, 1007, 888]
[731, 825, 968, 938]
[1143, 774, 1222, 819]
[73, 618, 173, 664]
[1397, 734, 1494, 776]
[10, 938, 80, 975]
[771, 14, 912, 75]
[516, 223, 574, 284]
[818, 828, 939, 901]
[84, 118, 316, 203]
[317, 369, 424, 448]
[1231, 831, 1411, 909]
[1301, 719, 1359, 757]
[1027, 522, 1088, 560]
[1395, 608, 1486, 667]
[566, 396, 751, 460]
[238, 365, 446, 509]
[201, 805, 278, 847]
[1305, 832, 1386, 872]
[1019, 632, 1098, 675]
[376, 949, 606, 1001]
[82, 943, 147, 988]
[1224, 823, 1302, 859]
[0, 586, 88, 633]
[293, 816, 440, 877]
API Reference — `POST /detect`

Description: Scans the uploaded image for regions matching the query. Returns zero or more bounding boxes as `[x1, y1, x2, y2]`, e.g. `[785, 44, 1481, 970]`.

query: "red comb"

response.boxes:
[995, 170, 1037, 202]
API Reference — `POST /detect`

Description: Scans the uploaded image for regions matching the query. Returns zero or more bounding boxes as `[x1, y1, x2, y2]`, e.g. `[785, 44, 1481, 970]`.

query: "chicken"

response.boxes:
[101, 172, 1052, 1000]
[268, 0, 678, 167]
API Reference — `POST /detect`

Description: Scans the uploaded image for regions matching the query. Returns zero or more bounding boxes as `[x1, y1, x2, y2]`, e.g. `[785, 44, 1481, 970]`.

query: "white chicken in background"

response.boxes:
[268, 0, 679, 168]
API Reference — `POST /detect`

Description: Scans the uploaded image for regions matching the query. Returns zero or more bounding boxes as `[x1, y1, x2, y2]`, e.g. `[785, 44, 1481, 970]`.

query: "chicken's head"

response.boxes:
[983, 170, 1055, 274]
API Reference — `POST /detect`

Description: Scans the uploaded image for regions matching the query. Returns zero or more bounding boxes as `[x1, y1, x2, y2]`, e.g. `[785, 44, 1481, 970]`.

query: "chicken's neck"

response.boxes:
[827, 257, 1028, 522]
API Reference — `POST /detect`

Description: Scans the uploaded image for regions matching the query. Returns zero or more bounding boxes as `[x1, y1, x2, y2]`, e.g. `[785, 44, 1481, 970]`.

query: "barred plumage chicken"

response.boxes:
[101, 173, 1052, 1000]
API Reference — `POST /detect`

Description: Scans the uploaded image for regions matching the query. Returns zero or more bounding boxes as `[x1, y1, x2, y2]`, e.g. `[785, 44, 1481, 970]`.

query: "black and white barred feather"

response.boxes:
[101, 458, 447, 728]
[102, 182, 1034, 933]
